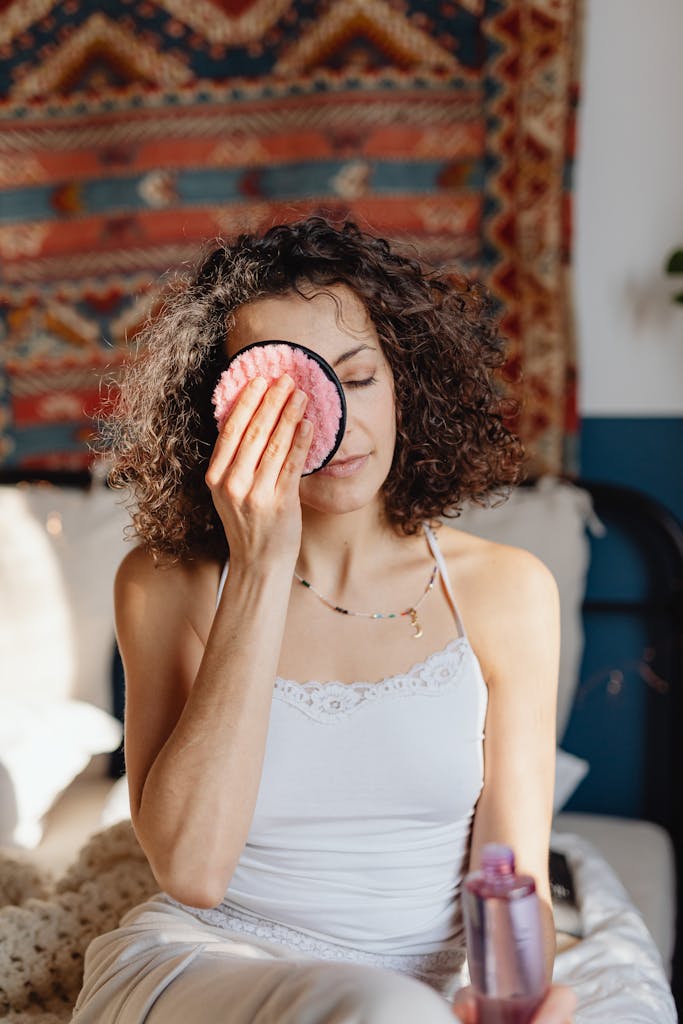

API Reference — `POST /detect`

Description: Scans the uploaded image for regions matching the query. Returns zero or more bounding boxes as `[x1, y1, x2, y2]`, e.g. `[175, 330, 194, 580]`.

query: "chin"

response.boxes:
[300, 489, 373, 517]
[299, 474, 385, 516]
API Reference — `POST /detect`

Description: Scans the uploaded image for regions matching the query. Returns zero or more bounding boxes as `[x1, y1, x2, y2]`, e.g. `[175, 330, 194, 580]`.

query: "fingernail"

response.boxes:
[251, 376, 267, 391]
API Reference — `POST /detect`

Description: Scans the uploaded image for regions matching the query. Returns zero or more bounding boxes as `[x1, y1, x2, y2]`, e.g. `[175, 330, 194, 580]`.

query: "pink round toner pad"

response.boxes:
[212, 340, 347, 475]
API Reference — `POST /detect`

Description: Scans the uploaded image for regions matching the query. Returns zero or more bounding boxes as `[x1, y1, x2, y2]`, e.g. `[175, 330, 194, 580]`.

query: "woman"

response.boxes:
[74, 217, 576, 1023]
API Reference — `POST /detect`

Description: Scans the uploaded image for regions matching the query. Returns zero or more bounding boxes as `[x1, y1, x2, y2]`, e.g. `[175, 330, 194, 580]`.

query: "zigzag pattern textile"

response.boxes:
[0, 0, 581, 474]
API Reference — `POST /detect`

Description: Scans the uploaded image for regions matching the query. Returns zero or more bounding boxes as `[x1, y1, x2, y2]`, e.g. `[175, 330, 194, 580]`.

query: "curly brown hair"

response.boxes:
[102, 216, 525, 563]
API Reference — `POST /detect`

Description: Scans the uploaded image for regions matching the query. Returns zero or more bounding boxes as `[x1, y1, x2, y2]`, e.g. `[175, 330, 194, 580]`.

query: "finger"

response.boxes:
[252, 387, 309, 492]
[276, 416, 314, 493]
[451, 986, 477, 1024]
[224, 374, 297, 488]
[206, 376, 269, 487]
[529, 984, 577, 1024]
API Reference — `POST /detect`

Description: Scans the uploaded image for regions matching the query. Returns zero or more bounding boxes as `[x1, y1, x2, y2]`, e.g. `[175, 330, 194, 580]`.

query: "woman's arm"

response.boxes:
[121, 374, 312, 908]
[451, 545, 577, 1021]
[118, 549, 295, 909]
[466, 544, 561, 980]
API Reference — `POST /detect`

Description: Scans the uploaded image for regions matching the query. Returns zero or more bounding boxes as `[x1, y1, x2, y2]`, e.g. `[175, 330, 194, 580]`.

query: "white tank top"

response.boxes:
[164, 523, 488, 992]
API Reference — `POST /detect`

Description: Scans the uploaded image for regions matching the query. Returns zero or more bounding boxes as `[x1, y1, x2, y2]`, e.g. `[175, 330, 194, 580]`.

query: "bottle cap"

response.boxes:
[481, 843, 515, 877]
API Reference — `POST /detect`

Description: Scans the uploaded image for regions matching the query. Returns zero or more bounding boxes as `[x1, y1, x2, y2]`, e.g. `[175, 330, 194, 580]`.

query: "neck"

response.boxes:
[297, 501, 405, 595]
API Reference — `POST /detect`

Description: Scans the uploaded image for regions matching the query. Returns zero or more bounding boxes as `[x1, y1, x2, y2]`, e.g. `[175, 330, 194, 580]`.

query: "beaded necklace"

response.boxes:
[293, 563, 439, 638]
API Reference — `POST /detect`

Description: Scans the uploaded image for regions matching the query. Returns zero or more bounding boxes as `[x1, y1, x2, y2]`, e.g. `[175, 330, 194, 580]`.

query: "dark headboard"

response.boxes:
[569, 480, 683, 833]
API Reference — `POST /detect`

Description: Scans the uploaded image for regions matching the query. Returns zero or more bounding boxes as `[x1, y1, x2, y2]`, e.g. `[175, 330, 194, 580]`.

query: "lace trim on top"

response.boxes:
[161, 897, 466, 991]
[272, 635, 471, 722]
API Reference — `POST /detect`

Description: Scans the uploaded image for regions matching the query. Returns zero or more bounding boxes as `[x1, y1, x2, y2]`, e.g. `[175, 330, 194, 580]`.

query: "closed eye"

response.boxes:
[344, 376, 377, 389]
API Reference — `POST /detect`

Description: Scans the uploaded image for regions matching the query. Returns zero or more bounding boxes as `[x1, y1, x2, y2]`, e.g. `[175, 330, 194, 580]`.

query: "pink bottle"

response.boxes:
[462, 843, 549, 1024]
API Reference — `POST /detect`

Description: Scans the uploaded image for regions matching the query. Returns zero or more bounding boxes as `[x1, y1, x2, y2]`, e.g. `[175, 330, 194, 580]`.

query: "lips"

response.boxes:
[315, 453, 369, 478]
[328, 454, 367, 466]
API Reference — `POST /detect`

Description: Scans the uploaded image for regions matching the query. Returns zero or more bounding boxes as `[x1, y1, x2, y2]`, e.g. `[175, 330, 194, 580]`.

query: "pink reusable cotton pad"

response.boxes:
[212, 340, 347, 475]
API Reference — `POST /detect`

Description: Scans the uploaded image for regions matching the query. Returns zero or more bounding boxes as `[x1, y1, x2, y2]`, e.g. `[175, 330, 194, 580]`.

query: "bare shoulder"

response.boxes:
[436, 521, 557, 594]
[115, 545, 222, 646]
[434, 523, 559, 670]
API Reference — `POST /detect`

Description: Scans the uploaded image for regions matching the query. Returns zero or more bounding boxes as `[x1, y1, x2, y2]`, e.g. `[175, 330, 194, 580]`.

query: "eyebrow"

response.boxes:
[333, 344, 376, 367]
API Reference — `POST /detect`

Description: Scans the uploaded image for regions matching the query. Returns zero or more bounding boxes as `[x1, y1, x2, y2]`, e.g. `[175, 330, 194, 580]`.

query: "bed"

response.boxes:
[0, 471, 680, 1022]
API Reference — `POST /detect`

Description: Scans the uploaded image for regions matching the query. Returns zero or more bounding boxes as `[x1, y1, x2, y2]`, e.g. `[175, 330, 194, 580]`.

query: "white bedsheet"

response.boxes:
[549, 829, 677, 1023]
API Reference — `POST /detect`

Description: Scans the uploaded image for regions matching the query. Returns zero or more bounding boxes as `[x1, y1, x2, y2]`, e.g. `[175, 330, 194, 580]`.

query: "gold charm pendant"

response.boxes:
[409, 608, 423, 638]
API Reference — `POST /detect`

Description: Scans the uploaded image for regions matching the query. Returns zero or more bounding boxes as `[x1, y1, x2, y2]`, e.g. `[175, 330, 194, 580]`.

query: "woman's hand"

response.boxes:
[205, 373, 313, 570]
[451, 983, 577, 1023]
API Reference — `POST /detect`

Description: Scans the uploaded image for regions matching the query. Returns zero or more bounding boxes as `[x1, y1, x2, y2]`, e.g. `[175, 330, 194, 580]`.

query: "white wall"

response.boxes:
[575, 0, 683, 415]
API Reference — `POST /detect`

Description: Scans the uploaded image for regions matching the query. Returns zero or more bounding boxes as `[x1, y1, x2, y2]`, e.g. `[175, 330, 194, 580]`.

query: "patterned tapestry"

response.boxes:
[0, 0, 582, 475]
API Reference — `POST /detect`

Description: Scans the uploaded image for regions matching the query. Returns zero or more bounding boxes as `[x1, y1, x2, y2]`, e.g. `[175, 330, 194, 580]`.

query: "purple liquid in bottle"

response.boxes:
[463, 844, 548, 1024]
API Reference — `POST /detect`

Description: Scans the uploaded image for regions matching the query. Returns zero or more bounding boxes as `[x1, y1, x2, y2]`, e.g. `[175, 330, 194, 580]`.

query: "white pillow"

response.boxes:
[0, 483, 132, 709]
[0, 695, 123, 848]
[554, 748, 589, 812]
[0, 488, 75, 702]
[446, 477, 603, 743]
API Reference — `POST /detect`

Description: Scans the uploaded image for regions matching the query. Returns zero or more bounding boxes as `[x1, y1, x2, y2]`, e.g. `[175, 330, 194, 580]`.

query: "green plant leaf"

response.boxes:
[674, 290, 683, 304]
[666, 249, 683, 274]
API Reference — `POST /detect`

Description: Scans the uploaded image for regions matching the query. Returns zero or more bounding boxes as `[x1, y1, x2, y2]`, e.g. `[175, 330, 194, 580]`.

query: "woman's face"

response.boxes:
[225, 283, 396, 515]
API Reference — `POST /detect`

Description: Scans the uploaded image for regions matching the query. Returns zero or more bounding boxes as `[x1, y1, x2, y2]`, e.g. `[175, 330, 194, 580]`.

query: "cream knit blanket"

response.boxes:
[0, 822, 159, 1024]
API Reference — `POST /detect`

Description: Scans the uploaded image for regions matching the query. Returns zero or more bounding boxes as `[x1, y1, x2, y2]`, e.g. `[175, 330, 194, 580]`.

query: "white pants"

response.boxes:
[72, 898, 458, 1024]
